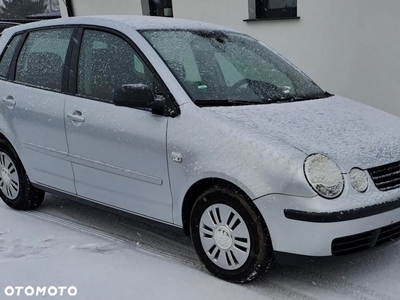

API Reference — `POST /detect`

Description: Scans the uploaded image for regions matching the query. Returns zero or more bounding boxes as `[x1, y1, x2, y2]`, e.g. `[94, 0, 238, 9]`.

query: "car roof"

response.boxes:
[0, 22, 19, 36]
[0, 21, 19, 25]
[3, 15, 238, 34]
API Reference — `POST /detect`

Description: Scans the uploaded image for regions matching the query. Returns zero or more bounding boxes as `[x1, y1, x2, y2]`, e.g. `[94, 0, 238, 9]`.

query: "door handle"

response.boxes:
[2, 96, 16, 108]
[67, 112, 85, 123]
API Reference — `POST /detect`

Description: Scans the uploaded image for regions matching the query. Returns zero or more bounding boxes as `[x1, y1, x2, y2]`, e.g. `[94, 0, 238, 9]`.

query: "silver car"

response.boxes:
[0, 16, 400, 283]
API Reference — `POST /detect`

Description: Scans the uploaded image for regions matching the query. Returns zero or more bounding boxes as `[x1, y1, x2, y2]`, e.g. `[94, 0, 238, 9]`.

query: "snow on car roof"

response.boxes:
[97, 15, 237, 31]
[4, 15, 238, 33]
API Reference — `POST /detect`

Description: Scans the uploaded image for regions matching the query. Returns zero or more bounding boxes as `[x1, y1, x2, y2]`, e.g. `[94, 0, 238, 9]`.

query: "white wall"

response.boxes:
[59, 0, 400, 116]
[63, 0, 143, 16]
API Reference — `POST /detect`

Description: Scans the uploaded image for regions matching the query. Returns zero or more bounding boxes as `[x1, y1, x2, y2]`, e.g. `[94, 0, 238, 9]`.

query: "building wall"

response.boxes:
[59, 0, 400, 116]
[75, 1, 142, 16]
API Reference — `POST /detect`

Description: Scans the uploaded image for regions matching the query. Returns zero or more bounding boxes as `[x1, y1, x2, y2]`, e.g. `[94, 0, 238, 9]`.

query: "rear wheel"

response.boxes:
[0, 140, 44, 210]
[190, 185, 274, 283]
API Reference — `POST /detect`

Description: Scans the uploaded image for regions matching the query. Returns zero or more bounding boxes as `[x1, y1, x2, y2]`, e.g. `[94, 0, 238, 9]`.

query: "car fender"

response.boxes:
[167, 104, 316, 225]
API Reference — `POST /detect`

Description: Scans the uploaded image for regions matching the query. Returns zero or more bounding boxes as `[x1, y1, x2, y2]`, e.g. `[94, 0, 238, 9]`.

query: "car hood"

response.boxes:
[205, 96, 400, 172]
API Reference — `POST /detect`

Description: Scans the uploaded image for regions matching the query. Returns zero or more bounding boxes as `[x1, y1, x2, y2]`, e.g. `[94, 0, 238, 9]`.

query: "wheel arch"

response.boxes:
[0, 131, 20, 155]
[181, 177, 265, 236]
[0, 130, 32, 179]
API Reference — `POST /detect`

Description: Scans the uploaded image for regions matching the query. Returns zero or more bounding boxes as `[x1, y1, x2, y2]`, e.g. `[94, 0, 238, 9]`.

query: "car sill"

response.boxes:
[32, 183, 185, 235]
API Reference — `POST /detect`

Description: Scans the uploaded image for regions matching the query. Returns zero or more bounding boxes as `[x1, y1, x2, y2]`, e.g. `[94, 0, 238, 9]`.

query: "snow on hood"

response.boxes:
[205, 96, 400, 172]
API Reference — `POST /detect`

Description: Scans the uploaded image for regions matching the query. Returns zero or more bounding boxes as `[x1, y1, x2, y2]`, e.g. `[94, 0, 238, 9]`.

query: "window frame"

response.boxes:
[244, 0, 299, 22]
[0, 33, 23, 81]
[68, 25, 180, 117]
[8, 25, 78, 94]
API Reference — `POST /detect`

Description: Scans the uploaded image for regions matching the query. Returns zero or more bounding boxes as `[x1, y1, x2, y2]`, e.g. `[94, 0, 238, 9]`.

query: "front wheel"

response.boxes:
[0, 140, 44, 210]
[190, 186, 274, 283]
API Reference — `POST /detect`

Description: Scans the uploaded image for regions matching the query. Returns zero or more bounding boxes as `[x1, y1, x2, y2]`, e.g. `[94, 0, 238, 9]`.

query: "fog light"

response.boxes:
[349, 168, 368, 193]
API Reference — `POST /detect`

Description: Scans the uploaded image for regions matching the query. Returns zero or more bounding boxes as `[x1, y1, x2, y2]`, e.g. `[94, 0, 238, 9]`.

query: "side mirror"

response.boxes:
[113, 84, 167, 116]
[150, 99, 166, 116]
[113, 84, 154, 108]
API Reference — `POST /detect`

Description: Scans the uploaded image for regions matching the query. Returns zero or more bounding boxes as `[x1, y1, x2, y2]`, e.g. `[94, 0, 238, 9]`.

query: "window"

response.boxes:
[15, 28, 73, 91]
[248, 0, 298, 20]
[144, 0, 173, 17]
[0, 34, 21, 79]
[141, 30, 325, 104]
[215, 54, 244, 87]
[77, 30, 156, 103]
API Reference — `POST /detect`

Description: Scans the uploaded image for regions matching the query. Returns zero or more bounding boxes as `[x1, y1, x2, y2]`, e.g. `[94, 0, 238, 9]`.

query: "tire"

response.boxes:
[0, 139, 44, 210]
[190, 185, 274, 283]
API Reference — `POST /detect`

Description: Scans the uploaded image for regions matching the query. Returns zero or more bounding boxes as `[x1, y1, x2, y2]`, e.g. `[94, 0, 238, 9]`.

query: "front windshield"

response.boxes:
[140, 29, 328, 105]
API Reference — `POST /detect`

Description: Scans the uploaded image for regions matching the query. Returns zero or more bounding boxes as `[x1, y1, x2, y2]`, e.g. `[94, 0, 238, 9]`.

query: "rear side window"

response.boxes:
[0, 35, 21, 79]
[15, 28, 73, 92]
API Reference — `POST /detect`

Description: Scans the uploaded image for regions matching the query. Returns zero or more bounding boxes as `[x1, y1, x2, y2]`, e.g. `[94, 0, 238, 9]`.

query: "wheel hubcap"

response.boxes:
[199, 203, 251, 270]
[0, 152, 19, 200]
[214, 226, 233, 250]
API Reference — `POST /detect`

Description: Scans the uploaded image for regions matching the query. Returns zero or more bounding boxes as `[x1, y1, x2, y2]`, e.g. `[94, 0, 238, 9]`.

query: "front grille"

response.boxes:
[368, 161, 400, 192]
[332, 221, 400, 256]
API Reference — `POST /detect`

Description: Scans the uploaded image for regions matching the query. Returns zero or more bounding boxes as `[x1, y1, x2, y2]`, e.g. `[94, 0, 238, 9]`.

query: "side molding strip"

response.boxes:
[23, 141, 163, 185]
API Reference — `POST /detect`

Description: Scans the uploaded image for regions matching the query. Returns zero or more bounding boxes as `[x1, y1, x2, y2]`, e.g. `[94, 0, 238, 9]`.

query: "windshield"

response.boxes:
[140, 29, 328, 106]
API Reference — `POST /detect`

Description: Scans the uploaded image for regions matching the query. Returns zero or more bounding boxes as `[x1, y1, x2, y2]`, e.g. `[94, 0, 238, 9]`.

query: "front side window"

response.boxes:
[15, 28, 73, 92]
[77, 30, 156, 103]
[0, 34, 21, 79]
[141, 29, 326, 106]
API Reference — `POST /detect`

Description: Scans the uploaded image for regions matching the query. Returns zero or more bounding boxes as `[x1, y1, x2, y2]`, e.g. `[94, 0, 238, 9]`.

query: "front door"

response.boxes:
[65, 29, 173, 222]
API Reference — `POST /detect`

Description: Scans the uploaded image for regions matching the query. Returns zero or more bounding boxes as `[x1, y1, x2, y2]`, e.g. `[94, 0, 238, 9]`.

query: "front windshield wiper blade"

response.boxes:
[265, 92, 334, 104]
[193, 99, 265, 107]
[264, 97, 312, 104]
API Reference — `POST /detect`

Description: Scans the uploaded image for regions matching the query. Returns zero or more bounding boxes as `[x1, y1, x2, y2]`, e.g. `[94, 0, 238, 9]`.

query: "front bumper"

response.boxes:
[254, 192, 400, 263]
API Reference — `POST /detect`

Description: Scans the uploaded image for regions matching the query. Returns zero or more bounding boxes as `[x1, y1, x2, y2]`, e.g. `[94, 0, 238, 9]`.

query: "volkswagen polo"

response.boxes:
[0, 16, 400, 283]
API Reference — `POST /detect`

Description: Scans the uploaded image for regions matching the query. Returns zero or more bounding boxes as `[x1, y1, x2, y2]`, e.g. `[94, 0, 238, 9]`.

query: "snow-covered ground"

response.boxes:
[1, 193, 399, 300]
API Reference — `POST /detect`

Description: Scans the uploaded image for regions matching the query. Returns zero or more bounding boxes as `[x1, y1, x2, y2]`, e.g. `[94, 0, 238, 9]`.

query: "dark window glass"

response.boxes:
[149, 0, 173, 17]
[0, 34, 21, 79]
[77, 30, 156, 103]
[15, 28, 73, 91]
[256, 0, 297, 19]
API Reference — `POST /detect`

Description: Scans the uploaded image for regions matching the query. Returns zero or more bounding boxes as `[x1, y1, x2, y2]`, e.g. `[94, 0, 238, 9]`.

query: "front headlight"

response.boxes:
[304, 154, 344, 199]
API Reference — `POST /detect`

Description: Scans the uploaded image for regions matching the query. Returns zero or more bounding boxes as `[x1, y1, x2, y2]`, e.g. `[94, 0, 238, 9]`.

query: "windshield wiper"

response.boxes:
[193, 99, 264, 107]
[264, 92, 334, 104]
[264, 96, 311, 104]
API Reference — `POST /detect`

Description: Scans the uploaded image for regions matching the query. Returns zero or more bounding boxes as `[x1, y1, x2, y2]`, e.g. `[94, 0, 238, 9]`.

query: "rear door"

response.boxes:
[0, 27, 76, 193]
[64, 28, 173, 222]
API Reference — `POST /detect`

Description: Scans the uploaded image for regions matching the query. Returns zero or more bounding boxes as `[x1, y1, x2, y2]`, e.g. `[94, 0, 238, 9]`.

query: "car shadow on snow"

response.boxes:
[32, 193, 400, 299]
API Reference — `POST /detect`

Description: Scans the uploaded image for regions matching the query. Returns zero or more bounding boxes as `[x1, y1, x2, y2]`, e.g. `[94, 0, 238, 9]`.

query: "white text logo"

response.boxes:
[4, 286, 77, 297]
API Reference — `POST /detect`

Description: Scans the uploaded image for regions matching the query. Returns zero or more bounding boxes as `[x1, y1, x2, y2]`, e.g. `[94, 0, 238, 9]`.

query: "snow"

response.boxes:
[0, 198, 268, 300]
[105, 15, 237, 31]
[205, 95, 400, 172]
[1, 194, 400, 299]
[2, 15, 238, 37]
[122, 83, 150, 90]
